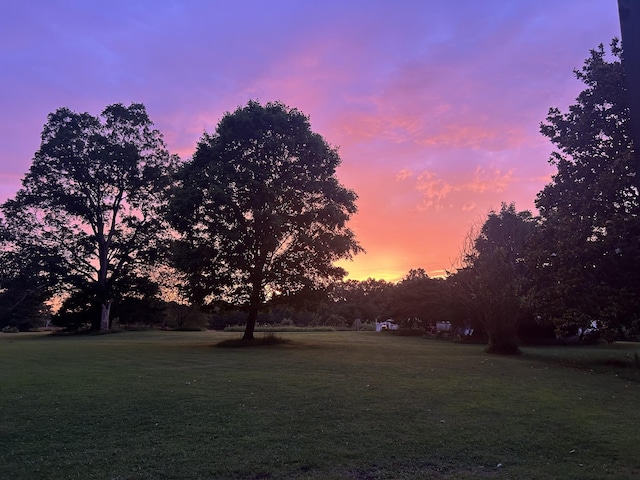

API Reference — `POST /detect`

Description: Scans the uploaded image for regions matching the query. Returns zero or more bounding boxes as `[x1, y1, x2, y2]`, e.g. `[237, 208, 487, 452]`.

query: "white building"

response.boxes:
[375, 319, 398, 332]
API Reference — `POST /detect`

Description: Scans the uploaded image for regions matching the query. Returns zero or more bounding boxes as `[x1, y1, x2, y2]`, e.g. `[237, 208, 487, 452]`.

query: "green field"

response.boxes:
[1, 331, 639, 479]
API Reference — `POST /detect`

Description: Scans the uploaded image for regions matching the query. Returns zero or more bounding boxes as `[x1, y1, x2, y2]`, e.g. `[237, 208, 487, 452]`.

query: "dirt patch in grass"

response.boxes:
[216, 332, 294, 348]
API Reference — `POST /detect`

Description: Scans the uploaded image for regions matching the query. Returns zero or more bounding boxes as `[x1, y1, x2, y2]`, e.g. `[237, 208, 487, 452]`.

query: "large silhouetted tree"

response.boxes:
[618, 0, 640, 171]
[531, 40, 640, 340]
[168, 100, 362, 340]
[451, 203, 535, 354]
[2, 103, 178, 331]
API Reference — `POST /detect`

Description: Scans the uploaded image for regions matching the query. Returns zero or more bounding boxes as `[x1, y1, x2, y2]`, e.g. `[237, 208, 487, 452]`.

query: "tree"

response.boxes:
[0, 215, 65, 329]
[329, 278, 394, 326]
[618, 0, 640, 170]
[1, 103, 178, 331]
[450, 203, 535, 354]
[532, 40, 640, 340]
[387, 269, 446, 331]
[168, 100, 362, 340]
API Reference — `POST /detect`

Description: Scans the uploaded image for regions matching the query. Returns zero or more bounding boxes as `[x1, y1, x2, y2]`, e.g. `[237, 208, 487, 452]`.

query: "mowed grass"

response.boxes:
[1, 331, 639, 479]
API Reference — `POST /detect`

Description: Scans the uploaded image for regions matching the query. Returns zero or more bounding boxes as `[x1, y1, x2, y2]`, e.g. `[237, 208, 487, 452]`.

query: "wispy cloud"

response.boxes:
[406, 166, 515, 211]
[395, 169, 413, 181]
[467, 166, 514, 193]
[416, 171, 453, 209]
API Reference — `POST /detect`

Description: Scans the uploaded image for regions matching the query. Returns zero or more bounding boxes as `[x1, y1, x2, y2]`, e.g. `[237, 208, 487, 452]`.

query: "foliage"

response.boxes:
[161, 301, 208, 330]
[0, 217, 63, 330]
[387, 268, 448, 330]
[450, 203, 536, 354]
[268, 285, 330, 314]
[1, 103, 178, 331]
[207, 308, 248, 331]
[531, 39, 640, 340]
[329, 277, 394, 326]
[168, 100, 362, 340]
[261, 304, 322, 327]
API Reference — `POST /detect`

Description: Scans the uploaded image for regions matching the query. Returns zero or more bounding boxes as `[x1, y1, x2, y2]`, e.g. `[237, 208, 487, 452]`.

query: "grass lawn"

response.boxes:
[1, 330, 639, 479]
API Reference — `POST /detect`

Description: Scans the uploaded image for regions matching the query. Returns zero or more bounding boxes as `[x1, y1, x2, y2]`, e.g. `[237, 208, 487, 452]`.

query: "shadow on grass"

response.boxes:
[49, 328, 124, 337]
[591, 352, 640, 370]
[216, 333, 294, 348]
[523, 348, 640, 382]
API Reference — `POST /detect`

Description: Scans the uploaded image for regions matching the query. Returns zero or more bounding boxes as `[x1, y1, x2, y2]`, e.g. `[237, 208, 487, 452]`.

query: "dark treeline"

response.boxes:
[1, 40, 639, 352]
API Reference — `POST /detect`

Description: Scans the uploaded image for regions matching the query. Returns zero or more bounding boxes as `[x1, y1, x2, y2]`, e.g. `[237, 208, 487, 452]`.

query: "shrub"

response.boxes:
[359, 321, 376, 331]
[280, 317, 294, 327]
[162, 302, 208, 330]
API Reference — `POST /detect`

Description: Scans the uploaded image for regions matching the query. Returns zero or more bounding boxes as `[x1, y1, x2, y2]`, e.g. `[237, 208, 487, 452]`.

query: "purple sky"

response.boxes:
[0, 1, 622, 280]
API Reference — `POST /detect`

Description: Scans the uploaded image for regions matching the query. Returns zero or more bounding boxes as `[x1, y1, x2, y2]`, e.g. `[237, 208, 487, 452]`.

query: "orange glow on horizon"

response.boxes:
[336, 258, 408, 283]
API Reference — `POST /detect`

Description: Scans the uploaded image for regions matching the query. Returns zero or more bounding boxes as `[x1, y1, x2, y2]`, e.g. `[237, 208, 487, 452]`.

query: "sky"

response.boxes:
[0, 0, 622, 282]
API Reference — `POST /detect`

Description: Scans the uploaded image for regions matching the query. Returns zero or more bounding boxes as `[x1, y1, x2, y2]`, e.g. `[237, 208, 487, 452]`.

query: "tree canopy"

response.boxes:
[329, 278, 393, 327]
[0, 216, 65, 330]
[168, 100, 362, 340]
[531, 40, 640, 340]
[450, 203, 535, 354]
[1, 103, 178, 331]
[387, 269, 446, 331]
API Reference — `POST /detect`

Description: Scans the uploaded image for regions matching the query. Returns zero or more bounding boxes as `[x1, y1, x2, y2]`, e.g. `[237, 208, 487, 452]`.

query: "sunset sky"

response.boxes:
[0, 1, 622, 281]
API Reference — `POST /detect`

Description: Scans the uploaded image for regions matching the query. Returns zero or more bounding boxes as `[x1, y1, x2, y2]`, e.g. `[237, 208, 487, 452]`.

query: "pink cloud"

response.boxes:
[416, 171, 454, 209]
[395, 169, 413, 181]
[391, 166, 516, 213]
[466, 166, 514, 193]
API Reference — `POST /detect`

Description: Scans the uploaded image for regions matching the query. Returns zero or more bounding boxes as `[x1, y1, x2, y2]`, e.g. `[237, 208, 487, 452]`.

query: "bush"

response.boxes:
[359, 321, 376, 331]
[208, 310, 247, 330]
[280, 317, 294, 327]
[162, 302, 208, 330]
[2, 325, 19, 333]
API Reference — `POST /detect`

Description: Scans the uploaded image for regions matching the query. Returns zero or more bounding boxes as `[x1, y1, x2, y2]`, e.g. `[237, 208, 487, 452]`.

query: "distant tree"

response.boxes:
[388, 269, 446, 330]
[1, 103, 178, 331]
[329, 278, 394, 326]
[160, 301, 207, 331]
[531, 40, 640, 340]
[450, 203, 535, 354]
[266, 285, 330, 326]
[0, 216, 65, 329]
[168, 101, 362, 340]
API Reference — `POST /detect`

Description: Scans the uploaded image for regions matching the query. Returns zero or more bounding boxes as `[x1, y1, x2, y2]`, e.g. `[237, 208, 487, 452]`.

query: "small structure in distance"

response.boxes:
[375, 319, 399, 332]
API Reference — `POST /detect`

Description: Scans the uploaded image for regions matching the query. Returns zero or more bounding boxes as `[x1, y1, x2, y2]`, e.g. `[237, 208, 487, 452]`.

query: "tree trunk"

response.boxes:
[242, 274, 263, 341]
[100, 301, 111, 332]
[243, 305, 258, 341]
[242, 256, 266, 341]
[96, 231, 111, 333]
[486, 328, 520, 355]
